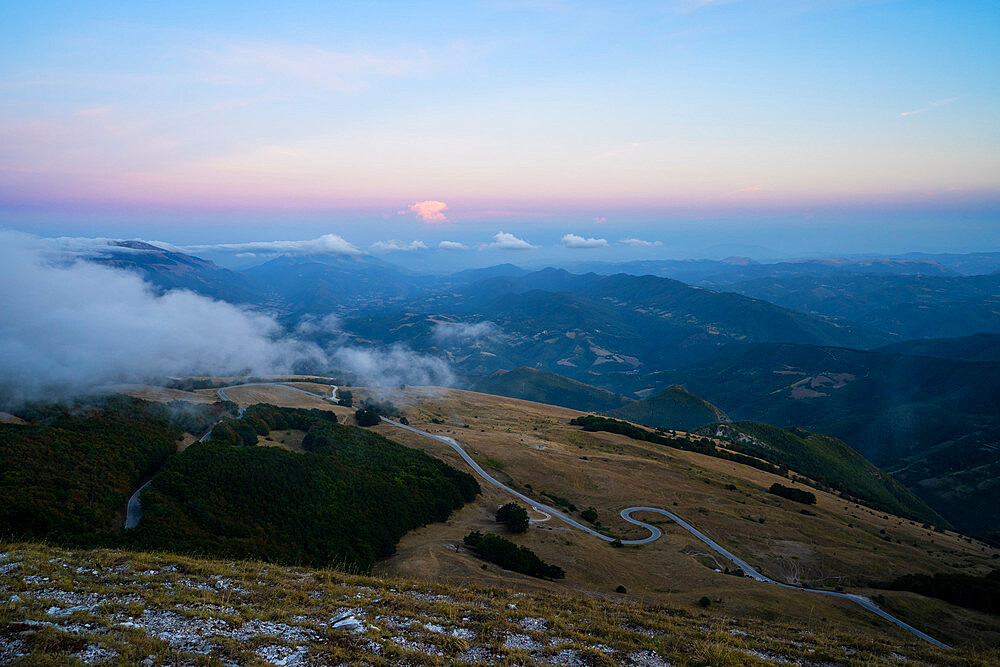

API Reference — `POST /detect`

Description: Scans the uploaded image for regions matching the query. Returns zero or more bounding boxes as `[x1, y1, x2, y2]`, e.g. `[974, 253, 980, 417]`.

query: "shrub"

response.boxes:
[580, 508, 598, 523]
[697, 596, 712, 608]
[615, 585, 627, 594]
[768, 483, 816, 505]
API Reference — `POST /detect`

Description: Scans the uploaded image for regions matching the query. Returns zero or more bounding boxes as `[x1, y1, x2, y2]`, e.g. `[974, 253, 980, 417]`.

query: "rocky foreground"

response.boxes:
[0, 542, 993, 666]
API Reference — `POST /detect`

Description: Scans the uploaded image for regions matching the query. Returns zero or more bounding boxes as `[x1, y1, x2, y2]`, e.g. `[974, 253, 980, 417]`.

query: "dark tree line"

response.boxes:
[570, 415, 785, 476]
[768, 483, 817, 505]
[463, 531, 565, 579]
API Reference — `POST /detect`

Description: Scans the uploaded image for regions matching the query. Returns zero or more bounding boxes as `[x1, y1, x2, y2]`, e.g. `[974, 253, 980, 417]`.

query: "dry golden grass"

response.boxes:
[113, 384, 218, 404]
[115, 380, 1000, 649]
[198, 384, 356, 421]
[362, 387, 1000, 649]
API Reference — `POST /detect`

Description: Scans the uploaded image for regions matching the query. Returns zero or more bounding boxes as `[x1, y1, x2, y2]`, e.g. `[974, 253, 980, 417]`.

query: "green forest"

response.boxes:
[0, 395, 218, 541]
[129, 403, 480, 572]
[0, 398, 479, 573]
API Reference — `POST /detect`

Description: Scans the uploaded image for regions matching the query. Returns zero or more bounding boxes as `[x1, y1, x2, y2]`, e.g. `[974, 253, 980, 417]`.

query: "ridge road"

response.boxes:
[130, 380, 950, 649]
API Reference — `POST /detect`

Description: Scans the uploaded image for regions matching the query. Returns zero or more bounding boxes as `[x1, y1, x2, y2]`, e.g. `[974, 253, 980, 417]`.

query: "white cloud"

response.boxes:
[438, 240, 469, 250]
[329, 344, 454, 388]
[561, 233, 608, 249]
[620, 237, 663, 247]
[900, 97, 959, 117]
[0, 232, 326, 406]
[181, 233, 361, 256]
[487, 231, 537, 250]
[400, 200, 448, 223]
[370, 239, 427, 252]
[432, 321, 499, 344]
[294, 313, 342, 336]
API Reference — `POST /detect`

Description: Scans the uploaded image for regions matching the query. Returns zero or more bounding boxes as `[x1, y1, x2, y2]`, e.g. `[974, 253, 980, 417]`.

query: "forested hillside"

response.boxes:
[130, 404, 480, 572]
[0, 396, 213, 541]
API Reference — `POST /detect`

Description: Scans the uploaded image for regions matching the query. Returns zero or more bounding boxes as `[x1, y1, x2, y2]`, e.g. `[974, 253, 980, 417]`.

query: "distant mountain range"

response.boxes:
[876, 333, 1000, 361]
[241, 254, 433, 318]
[721, 273, 1000, 339]
[81, 241, 1000, 535]
[566, 252, 1000, 284]
[347, 268, 889, 387]
[90, 241, 259, 304]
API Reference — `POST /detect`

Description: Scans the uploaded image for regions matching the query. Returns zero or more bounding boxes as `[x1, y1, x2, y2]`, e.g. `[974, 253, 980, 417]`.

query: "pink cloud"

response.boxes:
[400, 200, 448, 223]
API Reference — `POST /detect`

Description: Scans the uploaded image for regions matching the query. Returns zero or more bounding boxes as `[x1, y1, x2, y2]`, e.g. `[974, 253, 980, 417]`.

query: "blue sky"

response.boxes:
[1, 1, 998, 258]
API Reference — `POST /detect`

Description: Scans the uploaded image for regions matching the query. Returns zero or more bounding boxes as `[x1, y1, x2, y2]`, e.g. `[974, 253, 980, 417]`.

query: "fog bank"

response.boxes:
[0, 232, 319, 406]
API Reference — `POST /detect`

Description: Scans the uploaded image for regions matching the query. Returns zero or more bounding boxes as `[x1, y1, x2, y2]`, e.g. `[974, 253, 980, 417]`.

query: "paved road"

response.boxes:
[124, 480, 152, 529]
[130, 380, 949, 649]
[381, 417, 951, 650]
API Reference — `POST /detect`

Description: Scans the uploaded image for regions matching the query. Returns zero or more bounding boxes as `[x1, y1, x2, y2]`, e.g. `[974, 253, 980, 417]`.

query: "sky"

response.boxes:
[1, 0, 999, 259]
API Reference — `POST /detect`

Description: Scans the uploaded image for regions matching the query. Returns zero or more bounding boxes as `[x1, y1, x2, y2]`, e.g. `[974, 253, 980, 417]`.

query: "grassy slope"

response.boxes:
[698, 421, 944, 526]
[6, 542, 994, 665]
[608, 385, 729, 430]
[121, 382, 1000, 649]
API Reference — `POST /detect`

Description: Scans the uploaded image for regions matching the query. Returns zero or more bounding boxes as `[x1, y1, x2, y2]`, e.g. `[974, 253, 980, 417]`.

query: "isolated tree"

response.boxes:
[496, 502, 529, 533]
[354, 408, 381, 427]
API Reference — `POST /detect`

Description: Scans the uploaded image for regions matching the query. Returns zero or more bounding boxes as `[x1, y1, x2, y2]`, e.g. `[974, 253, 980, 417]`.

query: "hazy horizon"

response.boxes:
[2, 1, 997, 253]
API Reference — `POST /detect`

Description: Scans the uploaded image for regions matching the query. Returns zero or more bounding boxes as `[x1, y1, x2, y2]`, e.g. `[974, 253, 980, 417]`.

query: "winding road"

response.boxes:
[128, 380, 949, 649]
[378, 416, 951, 650]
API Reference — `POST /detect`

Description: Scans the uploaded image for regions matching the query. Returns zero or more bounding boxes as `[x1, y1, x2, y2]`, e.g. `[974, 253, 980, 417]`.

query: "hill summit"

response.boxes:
[608, 385, 730, 431]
